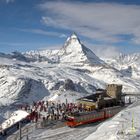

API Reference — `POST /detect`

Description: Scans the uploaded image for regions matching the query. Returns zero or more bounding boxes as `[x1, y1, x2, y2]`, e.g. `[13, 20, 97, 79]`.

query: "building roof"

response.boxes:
[77, 92, 104, 102]
[77, 90, 115, 103]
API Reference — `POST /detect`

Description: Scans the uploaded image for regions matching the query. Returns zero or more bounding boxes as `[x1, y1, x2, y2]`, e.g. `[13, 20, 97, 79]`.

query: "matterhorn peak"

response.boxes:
[63, 32, 81, 48]
[59, 33, 105, 65]
[69, 32, 78, 39]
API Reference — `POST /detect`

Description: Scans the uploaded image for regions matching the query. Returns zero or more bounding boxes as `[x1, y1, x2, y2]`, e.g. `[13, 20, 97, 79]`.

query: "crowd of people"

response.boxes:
[20, 101, 86, 123]
[0, 101, 90, 136]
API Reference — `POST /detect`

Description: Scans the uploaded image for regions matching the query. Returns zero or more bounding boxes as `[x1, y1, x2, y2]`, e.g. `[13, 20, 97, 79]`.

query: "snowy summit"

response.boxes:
[59, 33, 104, 65]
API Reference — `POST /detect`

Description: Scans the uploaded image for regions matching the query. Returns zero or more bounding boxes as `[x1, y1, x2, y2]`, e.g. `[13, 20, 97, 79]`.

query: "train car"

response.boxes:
[66, 106, 122, 127]
[0, 110, 30, 136]
[104, 106, 122, 119]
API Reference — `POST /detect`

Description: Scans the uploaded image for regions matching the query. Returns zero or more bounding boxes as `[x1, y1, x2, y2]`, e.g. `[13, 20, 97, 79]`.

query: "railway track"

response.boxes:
[29, 122, 100, 140]
[127, 96, 140, 109]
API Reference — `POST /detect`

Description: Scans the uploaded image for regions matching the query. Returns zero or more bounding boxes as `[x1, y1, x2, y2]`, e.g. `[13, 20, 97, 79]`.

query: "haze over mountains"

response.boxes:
[0, 33, 140, 120]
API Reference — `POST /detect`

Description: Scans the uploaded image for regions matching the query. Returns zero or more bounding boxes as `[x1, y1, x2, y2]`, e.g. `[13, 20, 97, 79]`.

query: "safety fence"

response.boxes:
[6, 120, 66, 140]
[7, 121, 43, 140]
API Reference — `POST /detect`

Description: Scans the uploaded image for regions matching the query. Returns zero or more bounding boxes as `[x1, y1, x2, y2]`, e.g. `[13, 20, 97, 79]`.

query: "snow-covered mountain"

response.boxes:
[58, 33, 104, 65]
[24, 33, 104, 65]
[104, 53, 140, 78]
[0, 33, 140, 120]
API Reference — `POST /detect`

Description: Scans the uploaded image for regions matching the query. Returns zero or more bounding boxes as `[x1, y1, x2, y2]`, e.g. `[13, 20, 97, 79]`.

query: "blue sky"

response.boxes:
[0, 0, 140, 57]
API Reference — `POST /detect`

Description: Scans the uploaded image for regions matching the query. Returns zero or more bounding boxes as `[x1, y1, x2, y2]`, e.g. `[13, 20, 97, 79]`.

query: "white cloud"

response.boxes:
[83, 41, 120, 58]
[0, 42, 26, 46]
[131, 26, 140, 44]
[19, 28, 67, 38]
[39, 1, 140, 45]
[39, 44, 62, 51]
[93, 45, 120, 58]
[4, 0, 15, 4]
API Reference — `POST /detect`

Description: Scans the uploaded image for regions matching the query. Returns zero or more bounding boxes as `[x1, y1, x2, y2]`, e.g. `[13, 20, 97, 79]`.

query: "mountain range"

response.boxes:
[0, 33, 140, 120]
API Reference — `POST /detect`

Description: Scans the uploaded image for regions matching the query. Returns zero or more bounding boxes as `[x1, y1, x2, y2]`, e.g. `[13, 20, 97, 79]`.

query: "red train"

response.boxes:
[65, 106, 123, 127]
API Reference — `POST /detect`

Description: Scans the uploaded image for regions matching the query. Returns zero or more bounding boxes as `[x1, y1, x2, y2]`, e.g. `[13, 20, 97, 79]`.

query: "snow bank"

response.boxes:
[85, 101, 140, 140]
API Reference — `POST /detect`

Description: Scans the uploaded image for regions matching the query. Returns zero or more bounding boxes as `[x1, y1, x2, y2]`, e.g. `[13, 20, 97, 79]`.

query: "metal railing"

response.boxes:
[7, 121, 43, 140]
